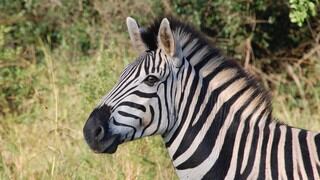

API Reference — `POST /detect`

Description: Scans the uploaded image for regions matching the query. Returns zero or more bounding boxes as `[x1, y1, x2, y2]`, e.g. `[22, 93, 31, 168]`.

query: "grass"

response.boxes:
[0, 1, 320, 179]
[0, 34, 177, 179]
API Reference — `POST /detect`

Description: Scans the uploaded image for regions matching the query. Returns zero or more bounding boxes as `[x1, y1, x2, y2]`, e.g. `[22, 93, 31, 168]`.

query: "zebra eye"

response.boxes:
[144, 75, 159, 86]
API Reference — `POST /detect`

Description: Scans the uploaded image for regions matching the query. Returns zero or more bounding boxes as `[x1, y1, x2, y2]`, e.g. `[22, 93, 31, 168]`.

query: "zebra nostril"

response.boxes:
[94, 125, 105, 141]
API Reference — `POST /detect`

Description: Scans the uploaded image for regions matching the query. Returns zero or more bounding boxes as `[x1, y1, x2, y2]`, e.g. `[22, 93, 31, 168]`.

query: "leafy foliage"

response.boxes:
[0, 0, 159, 116]
[171, 0, 319, 59]
[289, 0, 318, 26]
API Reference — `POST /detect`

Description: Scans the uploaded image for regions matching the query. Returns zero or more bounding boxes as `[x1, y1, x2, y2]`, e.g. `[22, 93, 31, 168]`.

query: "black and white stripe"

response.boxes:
[85, 17, 320, 179]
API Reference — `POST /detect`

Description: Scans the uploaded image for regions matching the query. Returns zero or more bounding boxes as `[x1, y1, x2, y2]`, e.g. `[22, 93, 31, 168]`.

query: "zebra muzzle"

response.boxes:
[83, 106, 120, 154]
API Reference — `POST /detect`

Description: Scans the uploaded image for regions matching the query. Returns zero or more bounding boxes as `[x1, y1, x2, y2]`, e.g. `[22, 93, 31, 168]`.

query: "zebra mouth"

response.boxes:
[95, 134, 121, 154]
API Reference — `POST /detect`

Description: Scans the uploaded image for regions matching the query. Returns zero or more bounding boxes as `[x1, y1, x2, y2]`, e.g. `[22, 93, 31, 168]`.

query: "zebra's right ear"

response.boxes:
[126, 17, 147, 53]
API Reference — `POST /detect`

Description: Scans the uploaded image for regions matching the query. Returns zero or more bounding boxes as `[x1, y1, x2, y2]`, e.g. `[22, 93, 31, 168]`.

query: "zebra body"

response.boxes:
[83, 17, 320, 179]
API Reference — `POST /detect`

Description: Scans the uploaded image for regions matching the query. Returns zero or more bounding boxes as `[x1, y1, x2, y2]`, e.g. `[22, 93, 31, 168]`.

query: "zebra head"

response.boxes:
[83, 17, 183, 153]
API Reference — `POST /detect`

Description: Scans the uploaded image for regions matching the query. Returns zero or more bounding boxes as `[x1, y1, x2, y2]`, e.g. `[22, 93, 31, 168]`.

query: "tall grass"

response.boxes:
[0, 33, 177, 179]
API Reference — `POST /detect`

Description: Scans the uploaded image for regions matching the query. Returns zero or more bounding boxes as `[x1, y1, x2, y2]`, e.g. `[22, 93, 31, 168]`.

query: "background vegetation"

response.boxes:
[0, 0, 319, 179]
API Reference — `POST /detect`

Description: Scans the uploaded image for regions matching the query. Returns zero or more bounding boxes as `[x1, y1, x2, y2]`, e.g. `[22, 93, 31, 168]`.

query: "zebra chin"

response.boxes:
[91, 134, 121, 154]
[83, 123, 121, 153]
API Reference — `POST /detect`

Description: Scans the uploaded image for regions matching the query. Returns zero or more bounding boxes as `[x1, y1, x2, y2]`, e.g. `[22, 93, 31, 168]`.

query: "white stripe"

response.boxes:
[182, 39, 199, 58]
[278, 125, 288, 180]
[307, 133, 320, 179]
[189, 47, 210, 65]
[292, 129, 308, 179]
[265, 121, 276, 178]
[246, 111, 268, 179]
[174, 28, 191, 48]
[199, 56, 223, 77]
[239, 99, 267, 173]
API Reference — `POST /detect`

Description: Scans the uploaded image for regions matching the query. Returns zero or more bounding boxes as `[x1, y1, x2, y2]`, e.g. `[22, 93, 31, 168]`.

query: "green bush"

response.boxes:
[0, 0, 101, 54]
[0, 0, 159, 116]
[171, 0, 319, 60]
[289, 0, 318, 26]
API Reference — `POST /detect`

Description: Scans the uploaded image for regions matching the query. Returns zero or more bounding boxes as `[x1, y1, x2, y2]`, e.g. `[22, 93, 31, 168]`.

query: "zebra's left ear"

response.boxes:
[126, 17, 148, 53]
[158, 18, 182, 66]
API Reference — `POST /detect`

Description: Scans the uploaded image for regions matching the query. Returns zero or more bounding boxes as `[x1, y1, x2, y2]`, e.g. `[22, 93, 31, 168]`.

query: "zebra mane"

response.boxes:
[141, 17, 220, 61]
[141, 17, 272, 114]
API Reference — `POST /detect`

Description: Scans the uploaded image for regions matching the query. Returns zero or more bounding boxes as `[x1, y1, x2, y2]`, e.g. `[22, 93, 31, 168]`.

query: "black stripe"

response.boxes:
[118, 111, 142, 126]
[284, 127, 293, 179]
[141, 105, 155, 136]
[164, 74, 173, 134]
[111, 85, 139, 109]
[134, 60, 144, 79]
[150, 96, 162, 135]
[116, 101, 146, 112]
[257, 116, 271, 179]
[299, 130, 314, 179]
[144, 56, 149, 74]
[194, 50, 220, 71]
[270, 123, 280, 179]
[177, 65, 192, 113]
[315, 134, 320, 161]
[150, 52, 156, 73]
[186, 43, 205, 60]
[188, 78, 208, 125]
[111, 85, 139, 108]
[182, 36, 195, 50]
[131, 91, 157, 98]
[315, 134, 320, 175]
[156, 50, 162, 73]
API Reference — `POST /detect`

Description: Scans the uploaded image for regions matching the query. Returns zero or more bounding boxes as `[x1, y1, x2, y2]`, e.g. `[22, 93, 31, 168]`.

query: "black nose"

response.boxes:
[83, 106, 111, 150]
[93, 125, 105, 141]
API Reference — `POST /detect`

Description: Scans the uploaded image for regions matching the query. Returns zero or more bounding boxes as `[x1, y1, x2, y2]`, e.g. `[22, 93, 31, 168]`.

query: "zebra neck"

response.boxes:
[163, 58, 273, 151]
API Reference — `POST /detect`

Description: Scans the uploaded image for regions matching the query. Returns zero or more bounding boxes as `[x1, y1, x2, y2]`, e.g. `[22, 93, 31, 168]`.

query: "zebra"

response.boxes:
[83, 17, 320, 179]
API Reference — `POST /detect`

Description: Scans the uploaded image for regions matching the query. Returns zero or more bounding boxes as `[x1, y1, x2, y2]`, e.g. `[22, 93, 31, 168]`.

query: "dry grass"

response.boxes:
[0, 38, 177, 179]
